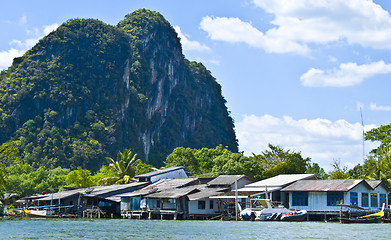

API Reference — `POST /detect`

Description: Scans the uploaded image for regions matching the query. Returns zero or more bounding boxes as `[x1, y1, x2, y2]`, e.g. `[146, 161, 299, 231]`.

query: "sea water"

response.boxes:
[1, 218, 390, 239]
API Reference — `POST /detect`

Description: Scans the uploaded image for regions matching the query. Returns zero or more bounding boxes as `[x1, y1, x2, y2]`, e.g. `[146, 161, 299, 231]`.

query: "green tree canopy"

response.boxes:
[365, 124, 391, 153]
[6, 163, 70, 196]
[253, 144, 311, 179]
[165, 144, 311, 180]
[363, 124, 391, 185]
[0, 141, 21, 198]
[65, 167, 94, 188]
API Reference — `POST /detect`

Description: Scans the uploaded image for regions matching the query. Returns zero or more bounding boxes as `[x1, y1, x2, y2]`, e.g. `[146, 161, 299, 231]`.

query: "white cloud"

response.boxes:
[173, 26, 210, 52]
[201, 0, 391, 54]
[0, 48, 25, 69]
[235, 114, 378, 171]
[300, 61, 391, 87]
[43, 24, 59, 35]
[200, 16, 308, 54]
[369, 103, 391, 111]
[0, 23, 58, 70]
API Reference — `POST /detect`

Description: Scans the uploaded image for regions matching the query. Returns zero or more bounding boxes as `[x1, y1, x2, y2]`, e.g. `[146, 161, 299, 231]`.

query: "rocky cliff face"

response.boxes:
[0, 9, 238, 170]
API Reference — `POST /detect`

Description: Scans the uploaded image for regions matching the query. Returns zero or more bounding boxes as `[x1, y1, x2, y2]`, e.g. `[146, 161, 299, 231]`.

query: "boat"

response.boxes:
[24, 207, 59, 218]
[240, 199, 289, 221]
[280, 210, 308, 221]
[339, 216, 383, 223]
[24, 205, 78, 218]
[338, 203, 385, 224]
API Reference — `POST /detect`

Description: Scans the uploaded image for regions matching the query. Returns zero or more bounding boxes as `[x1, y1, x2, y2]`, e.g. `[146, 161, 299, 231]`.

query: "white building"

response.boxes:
[281, 179, 390, 213]
[187, 188, 228, 219]
[238, 174, 316, 206]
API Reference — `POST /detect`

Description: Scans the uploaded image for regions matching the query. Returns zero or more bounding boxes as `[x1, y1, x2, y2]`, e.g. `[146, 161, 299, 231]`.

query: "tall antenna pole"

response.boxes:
[360, 107, 365, 178]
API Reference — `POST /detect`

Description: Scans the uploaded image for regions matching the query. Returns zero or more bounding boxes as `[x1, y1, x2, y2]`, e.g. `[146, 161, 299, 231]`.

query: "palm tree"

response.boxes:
[105, 149, 140, 184]
[364, 147, 391, 184]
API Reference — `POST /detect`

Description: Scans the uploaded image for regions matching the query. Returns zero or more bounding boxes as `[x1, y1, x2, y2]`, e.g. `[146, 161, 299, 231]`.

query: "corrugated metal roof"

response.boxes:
[244, 174, 316, 188]
[37, 188, 84, 201]
[207, 175, 249, 186]
[117, 189, 158, 198]
[367, 180, 381, 189]
[117, 178, 199, 198]
[280, 179, 371, 192]
[146, 186, 200, 199]
[32, 182, 148, 201]
[157, 178, 199, 190]
[135, 166, 185, 178]
[187, 188, 228, 201]
[86, 182, 148, 197]
[367, 180, 391, 192]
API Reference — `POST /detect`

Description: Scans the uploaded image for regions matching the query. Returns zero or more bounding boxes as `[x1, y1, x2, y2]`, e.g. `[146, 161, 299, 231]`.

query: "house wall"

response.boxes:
[121, 198, 130, 211]
[150, 169, 188, 183]
[146, 198, 159, 210]
[162, 198, 177, 210]
[121, 197, 141, 211]
[372, 185, 389, 208]
[188, 198, 219, 215]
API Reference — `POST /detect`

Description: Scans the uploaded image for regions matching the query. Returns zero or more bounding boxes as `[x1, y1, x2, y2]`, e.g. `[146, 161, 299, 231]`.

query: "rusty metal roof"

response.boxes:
[145, 186, 200, 199]
[207, 175, 253, 186]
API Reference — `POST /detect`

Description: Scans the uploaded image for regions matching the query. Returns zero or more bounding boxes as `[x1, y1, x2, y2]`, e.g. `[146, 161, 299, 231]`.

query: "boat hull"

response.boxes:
[339, 217, 382, 224]
[280, 210, 308, 221]
[25, 209, 59, 218]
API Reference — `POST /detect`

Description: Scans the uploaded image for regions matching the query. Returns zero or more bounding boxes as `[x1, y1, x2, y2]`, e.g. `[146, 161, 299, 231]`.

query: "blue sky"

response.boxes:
[1, 0, 391, 171]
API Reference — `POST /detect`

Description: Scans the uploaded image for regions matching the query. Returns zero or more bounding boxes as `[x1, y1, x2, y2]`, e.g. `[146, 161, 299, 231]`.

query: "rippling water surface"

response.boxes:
[1, 218, 391, 239]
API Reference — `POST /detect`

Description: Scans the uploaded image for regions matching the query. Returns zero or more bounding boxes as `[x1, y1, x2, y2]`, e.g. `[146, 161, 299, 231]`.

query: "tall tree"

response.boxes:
[306, 162, 328, 180]
[328, 159, 349, 179]
[364, 124, 391, 185]
[105, 149, 140, 184]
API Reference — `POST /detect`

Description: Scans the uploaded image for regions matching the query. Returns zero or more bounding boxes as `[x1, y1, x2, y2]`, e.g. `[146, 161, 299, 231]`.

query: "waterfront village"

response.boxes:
[2, 166, 391, 223]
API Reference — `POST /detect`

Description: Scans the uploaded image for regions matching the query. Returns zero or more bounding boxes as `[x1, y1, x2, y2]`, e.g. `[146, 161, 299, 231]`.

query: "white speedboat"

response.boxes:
[240, 199, 289, 220]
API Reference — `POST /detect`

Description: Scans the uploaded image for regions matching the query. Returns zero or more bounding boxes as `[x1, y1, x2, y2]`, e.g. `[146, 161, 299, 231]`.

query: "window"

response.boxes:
[371, 193, 378, 208]
[198, 200, 205, 210]
[209, 200, 214, 209]
[380, 194, 387, 207]
[292, 192, 308, 206]
[350, 192, 358, 206]
[362, 193, 369, 207]
[327, 192, 344, 206]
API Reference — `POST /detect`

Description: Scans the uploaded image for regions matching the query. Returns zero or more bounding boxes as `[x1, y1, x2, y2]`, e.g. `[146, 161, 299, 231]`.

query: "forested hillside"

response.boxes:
[0, 9, 238, 171]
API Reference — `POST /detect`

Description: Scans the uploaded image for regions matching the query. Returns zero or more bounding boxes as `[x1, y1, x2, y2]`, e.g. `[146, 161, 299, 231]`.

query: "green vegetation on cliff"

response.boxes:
[0, 9, 237, 171]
